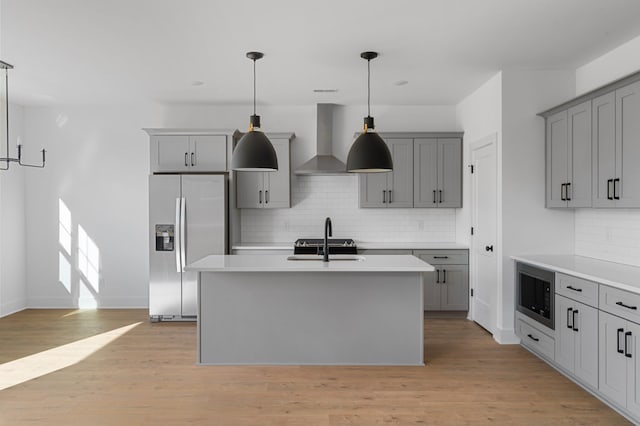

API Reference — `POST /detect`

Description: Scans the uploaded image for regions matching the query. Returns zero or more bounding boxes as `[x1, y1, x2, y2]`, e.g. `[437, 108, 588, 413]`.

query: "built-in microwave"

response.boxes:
[516, 262, 555, 329]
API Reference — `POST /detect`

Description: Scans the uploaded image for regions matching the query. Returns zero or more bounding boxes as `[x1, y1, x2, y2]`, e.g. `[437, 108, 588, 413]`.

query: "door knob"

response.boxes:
[485, 245, 494, 252]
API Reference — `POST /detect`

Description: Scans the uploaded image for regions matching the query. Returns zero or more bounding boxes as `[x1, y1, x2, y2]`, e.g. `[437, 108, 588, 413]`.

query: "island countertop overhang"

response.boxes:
[185, 254, 435, 273]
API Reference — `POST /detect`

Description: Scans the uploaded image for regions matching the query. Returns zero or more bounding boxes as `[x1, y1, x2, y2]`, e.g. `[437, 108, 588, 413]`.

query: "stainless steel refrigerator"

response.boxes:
[149, 174, 226, 321]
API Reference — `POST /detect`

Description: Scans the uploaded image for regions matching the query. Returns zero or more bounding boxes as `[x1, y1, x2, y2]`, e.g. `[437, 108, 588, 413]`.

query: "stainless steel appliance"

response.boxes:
[293, 238, 357, 255]
[516, 262, 555, 329]
[149, 174, 226, 321]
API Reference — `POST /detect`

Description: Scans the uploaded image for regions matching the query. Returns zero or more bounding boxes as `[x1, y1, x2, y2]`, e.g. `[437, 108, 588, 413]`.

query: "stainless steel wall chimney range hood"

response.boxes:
[294, 104, 348, 175]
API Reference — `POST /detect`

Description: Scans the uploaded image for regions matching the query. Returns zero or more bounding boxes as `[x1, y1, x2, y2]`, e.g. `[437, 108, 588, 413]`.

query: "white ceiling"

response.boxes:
[2, 0, 640, 107]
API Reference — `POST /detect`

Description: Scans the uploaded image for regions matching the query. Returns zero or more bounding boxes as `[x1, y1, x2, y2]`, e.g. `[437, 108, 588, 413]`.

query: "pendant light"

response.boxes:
[0, 61, 46, 170]
[346, 51, 392, 173]
[231, 51, 278, 171]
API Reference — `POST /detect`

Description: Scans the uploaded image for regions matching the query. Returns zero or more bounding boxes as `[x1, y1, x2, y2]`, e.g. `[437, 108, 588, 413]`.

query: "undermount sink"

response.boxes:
[287, 254, 366, 261]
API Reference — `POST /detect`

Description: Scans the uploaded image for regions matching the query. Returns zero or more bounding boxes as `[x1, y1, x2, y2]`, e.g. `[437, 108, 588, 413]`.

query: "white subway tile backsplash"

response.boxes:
[241, 175, 457, 243]
[575, 209, 640, 267]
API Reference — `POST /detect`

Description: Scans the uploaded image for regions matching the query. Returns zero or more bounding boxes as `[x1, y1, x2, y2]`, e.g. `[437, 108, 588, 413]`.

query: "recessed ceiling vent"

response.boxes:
[294, 103, 349, 175]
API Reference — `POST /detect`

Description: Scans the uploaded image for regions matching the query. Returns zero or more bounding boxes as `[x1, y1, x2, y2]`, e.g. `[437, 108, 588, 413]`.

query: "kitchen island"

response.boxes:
[185, 254, 434, 366]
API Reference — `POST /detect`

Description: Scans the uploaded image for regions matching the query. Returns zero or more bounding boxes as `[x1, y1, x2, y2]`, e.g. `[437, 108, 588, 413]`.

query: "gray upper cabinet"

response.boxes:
[151, 134, 227, 173]
[236, 137, 292, 209]
[591, 82, 640, 208]
[359, 138, 413, 208]
[545, 101, 591, 208]
[414, 138, 462, 208]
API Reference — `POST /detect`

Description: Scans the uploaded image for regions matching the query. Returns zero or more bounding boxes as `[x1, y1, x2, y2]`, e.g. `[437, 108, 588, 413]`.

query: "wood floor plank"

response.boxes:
[0, 309, 631, 425]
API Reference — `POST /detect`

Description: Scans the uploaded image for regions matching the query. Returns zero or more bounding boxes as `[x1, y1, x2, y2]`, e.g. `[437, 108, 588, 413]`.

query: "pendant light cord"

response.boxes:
[367, 58, 371, 117]
[253, 58, 257, 116]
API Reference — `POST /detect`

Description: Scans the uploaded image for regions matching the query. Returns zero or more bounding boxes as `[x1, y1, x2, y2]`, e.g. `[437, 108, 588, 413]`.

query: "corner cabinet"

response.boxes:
[235, 134, 294, 209]
[146, 130, 233, 173]
[358, 132, 463, 209]
[359, 138, 413, 208]
[541, 71, 640, 209]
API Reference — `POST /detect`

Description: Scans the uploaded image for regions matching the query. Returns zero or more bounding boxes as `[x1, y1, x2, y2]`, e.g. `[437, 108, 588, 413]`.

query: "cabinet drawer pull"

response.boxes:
[613, 178, 620, 200]
[259, 190, 263, 204]
[191, 152, 195, 166]
[572, 309, 579, 332]
[388, 190, 392, 203]
[617, 328, 624, 354]
[561, 183, 566, 201]
[442, 269, 447, 284]
[435, 269, 440, 284]
[433, 256, 449, 259]
[265, 190, 269, 204]
[433, 190, 436, 204]
[616, 301, 638, 310]
[566, 285, 582, 292]
[527, 334, 539, 342]
[567, 308, 573, 329]
[439, 189, 443, 203]
[184, 152, 189, 167]
[382, 190, 387, 203]
[607, 179, 614, 200]
[566, 182, 571, 201]
[625, 331, 633, 358]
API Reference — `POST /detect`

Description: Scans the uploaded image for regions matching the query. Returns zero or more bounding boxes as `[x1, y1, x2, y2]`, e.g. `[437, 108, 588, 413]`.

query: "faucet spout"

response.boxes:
[323, 217, 332, 262]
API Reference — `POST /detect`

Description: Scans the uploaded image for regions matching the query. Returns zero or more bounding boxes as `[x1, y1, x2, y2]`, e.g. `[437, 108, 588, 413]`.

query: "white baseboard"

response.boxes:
[0, 299, 27, 318]
[493, 327, 520, 344]
[27, 297, 148, 309]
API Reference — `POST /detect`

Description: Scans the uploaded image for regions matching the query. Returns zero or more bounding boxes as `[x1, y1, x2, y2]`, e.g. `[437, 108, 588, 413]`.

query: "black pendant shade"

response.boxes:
[232, 51, 278, 171]
[346, 51, 392, 173]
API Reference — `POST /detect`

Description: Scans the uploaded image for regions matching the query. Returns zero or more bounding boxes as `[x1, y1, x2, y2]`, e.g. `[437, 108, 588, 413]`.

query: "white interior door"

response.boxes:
[470, 135, 497, 334]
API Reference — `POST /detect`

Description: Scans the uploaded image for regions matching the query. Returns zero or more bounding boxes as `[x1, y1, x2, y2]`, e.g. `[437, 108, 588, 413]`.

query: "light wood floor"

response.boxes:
[0, 309, 630, 425]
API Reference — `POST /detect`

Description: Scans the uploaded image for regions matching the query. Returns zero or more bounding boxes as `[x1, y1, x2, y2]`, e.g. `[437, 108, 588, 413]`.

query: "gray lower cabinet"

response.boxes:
[546, 101, 592, 208]
[555, 294, 598, 389]
[236, 137, 291, 209]
[415, 249, 468, 311]
[359, 138, 413, 208]
[414, 138, 462, 208]
[599, 311, 640, 418]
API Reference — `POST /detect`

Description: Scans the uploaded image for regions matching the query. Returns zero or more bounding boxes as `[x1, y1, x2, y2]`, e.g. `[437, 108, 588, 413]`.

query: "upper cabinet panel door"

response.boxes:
[615, 81, 640, 207]
[413, 139, 439, 208]
[592, 92, 616, 208]
[359, 172, 390, 207]
[387, 138, 414, 208]
[153, 135, 191, 173]
[189, 135, 227, 172]
[546, 110, 568, 208]
[567, 101, 592, 208]
[438, 138, 462, 208]
[263, 139, 291, 209]
[236, 171, 264, 209]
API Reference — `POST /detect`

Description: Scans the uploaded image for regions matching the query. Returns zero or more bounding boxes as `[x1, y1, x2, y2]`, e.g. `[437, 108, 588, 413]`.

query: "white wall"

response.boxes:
[573, 33, 640, 267]
[500, 69, 575, 341]
[24, 104, 162, 308]
[0, 104, 27, 316]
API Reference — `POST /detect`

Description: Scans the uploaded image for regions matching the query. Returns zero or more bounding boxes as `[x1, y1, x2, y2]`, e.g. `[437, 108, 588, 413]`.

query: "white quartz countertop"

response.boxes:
[186, 254, 435, 272]
[511, 254, 640, 295]
[231, 242, 468, 251]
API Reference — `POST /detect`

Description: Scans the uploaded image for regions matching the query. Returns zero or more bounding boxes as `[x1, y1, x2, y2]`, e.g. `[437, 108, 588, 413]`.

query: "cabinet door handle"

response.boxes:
[435, 269, 440, 284]
[617, 328, 625, 354]
[566, 182, 571, 201]
[265, 190, 269, 204]
[613, 178, 620, 200]
[191, 152, 195, 167]
[607, 179, 614, 200]
[259, 190, 263, 204]
[433, 256, 449, 259]
[567, 307, 573, 329]
[184, 152, 189, 167]
[388, 190, 392, 203]
[572, 309, 579, 332]
[442, 269, 447, 284]
[625, 331, 633, 358]
[616, 301, 638, 310]
[527, 334, 540, 342]
[561, 183, 566, 201]
[382, 190, 387, 203]
[485, 245, 494, 252]
[566, 285, 582, 293]
[439, 189, 443, 203]
[433, 190, 436, 204]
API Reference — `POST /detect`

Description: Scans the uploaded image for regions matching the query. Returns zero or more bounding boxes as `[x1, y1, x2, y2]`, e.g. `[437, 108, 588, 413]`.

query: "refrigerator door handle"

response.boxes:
[180, 197, 186, 271]
[175, 198, 181, 273]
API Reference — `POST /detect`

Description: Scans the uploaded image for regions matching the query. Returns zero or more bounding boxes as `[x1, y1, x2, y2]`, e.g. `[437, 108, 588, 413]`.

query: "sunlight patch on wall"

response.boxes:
[58, 252, 71, 293]
[78, 225, 100, 309]
[58, 199, 72, 255]
[0, 322, 141, 391]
